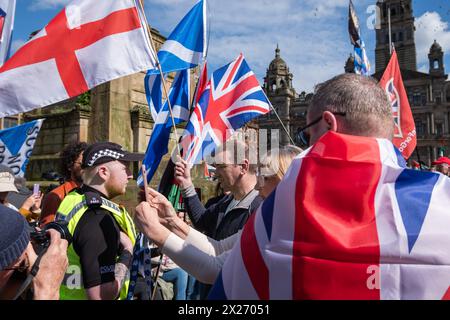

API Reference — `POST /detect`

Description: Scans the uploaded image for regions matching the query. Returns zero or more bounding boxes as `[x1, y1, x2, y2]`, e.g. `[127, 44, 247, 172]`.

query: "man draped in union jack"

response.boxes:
[181, 53, 271, 164]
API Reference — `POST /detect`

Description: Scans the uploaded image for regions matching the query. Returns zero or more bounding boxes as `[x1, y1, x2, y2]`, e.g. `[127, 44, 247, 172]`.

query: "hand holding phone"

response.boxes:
[33, 183, 40, 196]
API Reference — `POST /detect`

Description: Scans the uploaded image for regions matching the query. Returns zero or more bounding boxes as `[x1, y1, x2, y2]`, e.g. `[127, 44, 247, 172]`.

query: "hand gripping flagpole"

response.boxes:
[138, 0, 181, 157]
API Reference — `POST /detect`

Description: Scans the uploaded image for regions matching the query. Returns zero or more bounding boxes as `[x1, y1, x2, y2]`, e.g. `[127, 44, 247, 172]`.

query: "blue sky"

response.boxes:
[10, 0, 450, 92]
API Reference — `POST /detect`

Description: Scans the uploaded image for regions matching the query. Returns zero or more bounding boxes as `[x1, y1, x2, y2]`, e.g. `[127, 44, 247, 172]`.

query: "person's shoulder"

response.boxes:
[48, 183, 66, 198]
[250, 194, 264, 210]
[218, 193, 233, 204]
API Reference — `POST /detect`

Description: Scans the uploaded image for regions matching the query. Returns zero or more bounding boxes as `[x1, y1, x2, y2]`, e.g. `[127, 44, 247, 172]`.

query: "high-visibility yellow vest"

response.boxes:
[56, 191, 136, 300]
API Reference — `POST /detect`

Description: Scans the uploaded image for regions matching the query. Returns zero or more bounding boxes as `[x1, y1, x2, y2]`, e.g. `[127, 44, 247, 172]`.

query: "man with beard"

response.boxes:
[40, 142, 88, 226]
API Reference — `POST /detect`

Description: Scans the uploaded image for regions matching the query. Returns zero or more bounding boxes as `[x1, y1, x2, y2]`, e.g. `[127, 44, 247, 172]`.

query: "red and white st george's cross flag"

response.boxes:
[0, 0, 157, 117]
[379, 49, 416, 159]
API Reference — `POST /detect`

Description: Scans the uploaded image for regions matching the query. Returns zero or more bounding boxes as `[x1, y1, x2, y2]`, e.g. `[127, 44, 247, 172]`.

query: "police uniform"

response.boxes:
[55, 142, 143, 300]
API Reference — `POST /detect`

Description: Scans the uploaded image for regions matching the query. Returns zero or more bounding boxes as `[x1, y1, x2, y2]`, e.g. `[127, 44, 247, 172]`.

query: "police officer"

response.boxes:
[56, 142, 143, 300]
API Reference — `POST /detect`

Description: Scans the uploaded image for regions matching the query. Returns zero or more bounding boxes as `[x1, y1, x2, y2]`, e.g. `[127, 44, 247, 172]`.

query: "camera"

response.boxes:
[29, 221, 72, 253]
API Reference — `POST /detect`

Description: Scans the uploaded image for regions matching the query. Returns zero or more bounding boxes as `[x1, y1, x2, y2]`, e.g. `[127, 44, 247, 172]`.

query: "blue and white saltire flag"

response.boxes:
[0, 0, 16, 67]
[148, 0, 207, 75]
[145, 72, 163, 121]
[0, 119, 44, 177]
[144, 0, 206, 127]
[137, 69, 191, 186]
[354, 39, 371, 76]
[348, 0, 371, 76]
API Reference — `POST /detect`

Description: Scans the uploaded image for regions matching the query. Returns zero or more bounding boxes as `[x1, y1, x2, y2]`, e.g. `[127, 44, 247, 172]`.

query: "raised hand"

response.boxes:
[174, 156, 193, 189]
[143, 187, 177, 227]
[135, 201, 170, 246]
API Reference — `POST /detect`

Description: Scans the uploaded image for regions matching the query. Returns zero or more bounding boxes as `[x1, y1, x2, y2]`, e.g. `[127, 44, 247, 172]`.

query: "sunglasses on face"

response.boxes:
[296, 112, 347, 146]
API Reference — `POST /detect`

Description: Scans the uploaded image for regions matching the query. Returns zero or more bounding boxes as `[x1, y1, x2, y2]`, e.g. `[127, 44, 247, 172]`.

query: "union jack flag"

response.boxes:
[209, 132, 450, 300]
[181, 54, 271, 164]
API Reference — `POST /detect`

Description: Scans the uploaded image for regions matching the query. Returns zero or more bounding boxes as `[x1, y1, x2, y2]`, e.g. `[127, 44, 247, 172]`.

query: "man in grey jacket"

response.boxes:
[174, 139, 262, 297]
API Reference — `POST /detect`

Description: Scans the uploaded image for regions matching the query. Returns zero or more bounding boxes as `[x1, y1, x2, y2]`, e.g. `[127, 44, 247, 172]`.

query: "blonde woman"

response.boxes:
[255, 145, 303, 199]
[134, 145, 302, 285]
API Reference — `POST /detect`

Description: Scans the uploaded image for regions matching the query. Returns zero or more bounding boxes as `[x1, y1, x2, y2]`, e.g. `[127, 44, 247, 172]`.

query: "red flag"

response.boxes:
[379, 50, 416, 159]
[195, 62, 208, 104]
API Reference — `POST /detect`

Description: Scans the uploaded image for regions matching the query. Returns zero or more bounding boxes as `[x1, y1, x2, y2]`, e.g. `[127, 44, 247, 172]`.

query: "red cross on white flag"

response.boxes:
[0, 0, 157, 117]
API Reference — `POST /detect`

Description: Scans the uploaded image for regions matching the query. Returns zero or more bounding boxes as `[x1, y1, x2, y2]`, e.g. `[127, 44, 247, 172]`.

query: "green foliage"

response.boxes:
[76, 91, 91, 106]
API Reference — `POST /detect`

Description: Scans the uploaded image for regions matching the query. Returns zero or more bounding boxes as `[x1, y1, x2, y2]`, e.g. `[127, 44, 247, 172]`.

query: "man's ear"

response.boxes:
[240, 159, 250, 174]
[97, 165, 109, 180]
[322, 111, 338, 132]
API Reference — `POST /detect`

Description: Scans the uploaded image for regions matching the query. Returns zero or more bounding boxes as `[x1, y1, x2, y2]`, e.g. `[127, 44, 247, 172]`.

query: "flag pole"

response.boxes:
[138, 0, 181, 157]
[261, 90, 296, 145]
[414, 148, 423, 171]
[388, 3, 392, 55]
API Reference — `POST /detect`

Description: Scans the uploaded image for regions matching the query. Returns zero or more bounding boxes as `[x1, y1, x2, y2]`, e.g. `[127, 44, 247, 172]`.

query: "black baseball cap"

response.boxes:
[81, 142, 144, 168]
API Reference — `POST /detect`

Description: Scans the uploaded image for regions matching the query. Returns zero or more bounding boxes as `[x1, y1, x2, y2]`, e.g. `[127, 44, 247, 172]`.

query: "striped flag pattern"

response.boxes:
[209, 131, 450, 300]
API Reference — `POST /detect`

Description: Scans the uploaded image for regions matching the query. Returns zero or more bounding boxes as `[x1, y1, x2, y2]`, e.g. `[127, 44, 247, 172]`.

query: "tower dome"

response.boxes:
[264, 45, 294, 94]
[428, 40, 445, 76]
[269, 45, 288, 71]
[430, 40, 443, 53]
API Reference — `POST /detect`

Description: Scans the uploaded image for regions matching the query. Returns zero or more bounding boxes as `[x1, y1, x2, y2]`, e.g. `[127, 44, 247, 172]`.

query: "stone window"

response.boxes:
[435, 92, 442, 104]
[416, 120, 426, 137]
[413, 93, 422, 106]
[398, 32, 404, 42]
[435, 122, 444, 136]
[3, 117, 18, 129]
[422, 93, 427, 106]
[434, 60, 439, 69]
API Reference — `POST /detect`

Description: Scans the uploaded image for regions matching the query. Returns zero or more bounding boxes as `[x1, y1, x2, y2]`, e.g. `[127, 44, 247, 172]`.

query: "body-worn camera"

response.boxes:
[29, 221, 72, 253]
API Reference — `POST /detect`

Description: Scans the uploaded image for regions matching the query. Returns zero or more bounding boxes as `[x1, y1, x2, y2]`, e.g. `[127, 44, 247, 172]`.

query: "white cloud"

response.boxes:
[415, 11, 450, 65]
[141, 0, 379, 93]
[29, 0, 72, 11]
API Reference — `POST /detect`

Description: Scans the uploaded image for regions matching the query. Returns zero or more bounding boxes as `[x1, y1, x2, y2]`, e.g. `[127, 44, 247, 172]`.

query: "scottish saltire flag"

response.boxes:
[137, 69, 191, 186]
[354, 39, 371, 76]
[148, 0, 207, 75]
[0, 0, 15, 67]
[380, 49, 416, 159]
[348, 0, 371, 76]
[209, 131, 450, 300]
[145, 72, 163, 121]
[0, 119, 44, 177]
[181, 54, 271, 164]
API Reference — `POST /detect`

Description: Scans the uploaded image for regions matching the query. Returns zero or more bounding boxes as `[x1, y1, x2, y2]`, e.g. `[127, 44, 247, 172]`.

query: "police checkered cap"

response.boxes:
[81, 142, 144, 168]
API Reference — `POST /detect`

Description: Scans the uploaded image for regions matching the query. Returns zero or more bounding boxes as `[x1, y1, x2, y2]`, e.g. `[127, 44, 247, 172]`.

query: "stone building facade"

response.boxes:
[373, 0, 450, 165]
[257, 46, 312, 149]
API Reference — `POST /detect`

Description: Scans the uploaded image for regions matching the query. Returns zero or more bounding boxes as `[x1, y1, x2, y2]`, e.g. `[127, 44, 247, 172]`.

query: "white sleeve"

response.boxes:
[184, 227, 240, 256]
[161, 232, 236, 284]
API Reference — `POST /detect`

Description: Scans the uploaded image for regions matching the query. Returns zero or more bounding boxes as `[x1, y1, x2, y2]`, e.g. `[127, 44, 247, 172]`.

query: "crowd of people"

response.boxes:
[1, 73, 450, 300]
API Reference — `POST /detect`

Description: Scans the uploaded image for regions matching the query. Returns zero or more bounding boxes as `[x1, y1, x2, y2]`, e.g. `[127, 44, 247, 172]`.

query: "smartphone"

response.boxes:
[33, 183, 40, 196]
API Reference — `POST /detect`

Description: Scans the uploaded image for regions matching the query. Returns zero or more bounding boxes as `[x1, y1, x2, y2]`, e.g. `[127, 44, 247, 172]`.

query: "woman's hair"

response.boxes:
[260, 145, 303, 180]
